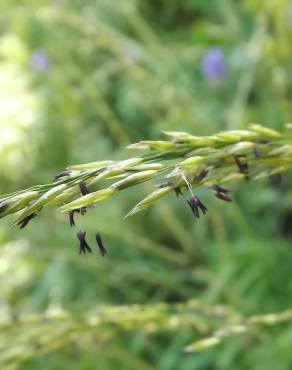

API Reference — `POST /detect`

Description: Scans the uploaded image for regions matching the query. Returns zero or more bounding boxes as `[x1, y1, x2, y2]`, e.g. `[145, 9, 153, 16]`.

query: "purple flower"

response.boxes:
[30, 49, 51, 72]
[201, 47, 225, 81]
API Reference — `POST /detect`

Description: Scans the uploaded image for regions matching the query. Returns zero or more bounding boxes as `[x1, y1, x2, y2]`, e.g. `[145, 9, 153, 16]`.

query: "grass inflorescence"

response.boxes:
[0, 124, 291, 251]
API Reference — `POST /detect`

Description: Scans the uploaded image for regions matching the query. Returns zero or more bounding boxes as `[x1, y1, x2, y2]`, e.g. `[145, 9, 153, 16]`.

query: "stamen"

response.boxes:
[233, 155, 249, 180]
[212, 185, 232, 202]
[77, 231, 92, 254]
[18, 213, 37, 229]
[187, 196, 208, 218]
[53, 170, 71, 181]
[95, 233, 107, 256]
[79, 183, 90, 196]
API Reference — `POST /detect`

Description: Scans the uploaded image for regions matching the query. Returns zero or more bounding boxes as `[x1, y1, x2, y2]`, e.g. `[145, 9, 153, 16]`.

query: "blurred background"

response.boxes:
[0, 0, 292, 369]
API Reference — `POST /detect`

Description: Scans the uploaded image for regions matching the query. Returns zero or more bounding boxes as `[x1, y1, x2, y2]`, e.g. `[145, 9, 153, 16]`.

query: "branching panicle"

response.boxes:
[0, 124, 290, 234]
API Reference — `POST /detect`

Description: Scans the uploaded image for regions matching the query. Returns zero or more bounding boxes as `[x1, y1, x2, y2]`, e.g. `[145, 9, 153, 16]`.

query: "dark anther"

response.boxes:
[69, 208, 88, 226]
[77, 231, 92, 255]
[53, 170, 71, 181]
[69, 209, 81, 227]
[79, 183, 90, 196]
[257, 139, 269, 144]
[214, 191, 232, 202]
[157, 182, 172, 188]
[254, 146, 260, 159]
[233, 154, 249, 180]
[212, 185, 232, 202]
[0, 203, 7, 216]
[254, 140, 269, 159]
[195, 169, 209, 182]
[79, 183, 95, 209]
[187, 196, 208, 218]
[69, 211, 75, 227]
[95, 233, 107, 256]
[18, 213, 37, 229]
[174, 187, 183, 197]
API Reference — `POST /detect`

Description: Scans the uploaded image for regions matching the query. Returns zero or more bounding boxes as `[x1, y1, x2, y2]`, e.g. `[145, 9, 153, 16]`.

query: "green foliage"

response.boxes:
[0, 0, 291, 369]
